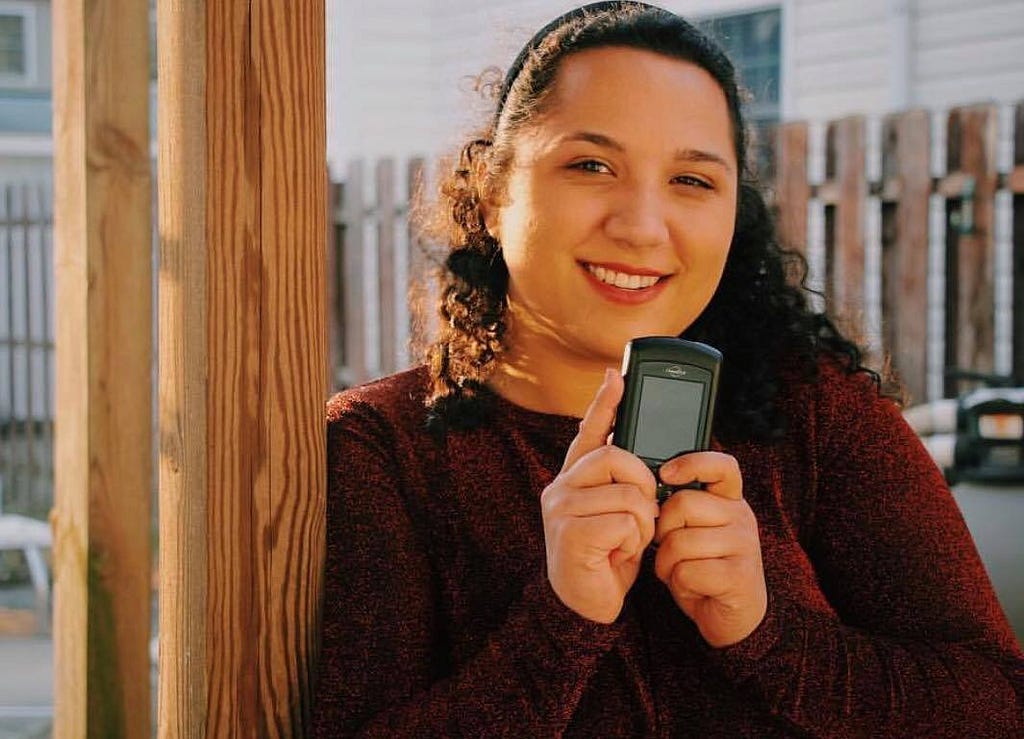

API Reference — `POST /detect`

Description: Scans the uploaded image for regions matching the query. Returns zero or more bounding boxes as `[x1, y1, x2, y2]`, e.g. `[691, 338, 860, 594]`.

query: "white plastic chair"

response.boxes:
[0, 510, 52, 634]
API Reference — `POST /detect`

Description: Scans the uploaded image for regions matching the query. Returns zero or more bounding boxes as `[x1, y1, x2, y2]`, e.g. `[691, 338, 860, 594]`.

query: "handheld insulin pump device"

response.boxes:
[612, 337, 722, 502]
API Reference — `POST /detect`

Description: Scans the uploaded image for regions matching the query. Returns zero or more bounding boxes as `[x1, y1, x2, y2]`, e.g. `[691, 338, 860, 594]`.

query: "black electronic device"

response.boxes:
[612, 336, 721, 501]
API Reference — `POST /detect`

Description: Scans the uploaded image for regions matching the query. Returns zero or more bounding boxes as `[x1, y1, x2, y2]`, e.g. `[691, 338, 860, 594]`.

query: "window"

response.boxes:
[0, 2, 36, 86]
[0, 14, 25, 75]
[698, 8, 782, 179]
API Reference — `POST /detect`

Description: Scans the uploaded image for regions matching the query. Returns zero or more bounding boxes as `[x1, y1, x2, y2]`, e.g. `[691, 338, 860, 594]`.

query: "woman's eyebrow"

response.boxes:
[674, 147, 733, 173]
[556, 131, 733, 173]
[559, 130, 625, 151]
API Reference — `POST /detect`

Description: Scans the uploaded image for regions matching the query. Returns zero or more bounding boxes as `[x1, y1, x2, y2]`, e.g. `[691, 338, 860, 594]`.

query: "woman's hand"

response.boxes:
[654, 453, 767, 647]
[541, 369, 660, 624]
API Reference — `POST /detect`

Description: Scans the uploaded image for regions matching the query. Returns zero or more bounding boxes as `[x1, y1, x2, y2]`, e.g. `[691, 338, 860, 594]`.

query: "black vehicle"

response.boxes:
[947, 370, 1024, 485]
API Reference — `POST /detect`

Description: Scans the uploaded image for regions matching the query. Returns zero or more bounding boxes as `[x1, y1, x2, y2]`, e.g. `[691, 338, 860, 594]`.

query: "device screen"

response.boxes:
[633, 375, 705, 460]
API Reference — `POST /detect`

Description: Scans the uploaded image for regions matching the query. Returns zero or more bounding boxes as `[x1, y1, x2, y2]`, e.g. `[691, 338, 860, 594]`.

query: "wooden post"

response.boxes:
[818, 116, 867, 338]
[157, 0, 326, 736]
[939, 105, 998, 395]
[51, 0, 152, 736]
[774, 121, 810, 255]
[880, 109, 931, 404]
[1012, 102, 1024, 381]
[377, 158, 397, 374]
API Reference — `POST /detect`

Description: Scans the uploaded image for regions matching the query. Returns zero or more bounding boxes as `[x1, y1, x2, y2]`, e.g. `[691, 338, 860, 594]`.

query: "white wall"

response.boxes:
[327, 0, 435, 175]
[327, 0, 1024, 171]
[914, 0, 1024, 109]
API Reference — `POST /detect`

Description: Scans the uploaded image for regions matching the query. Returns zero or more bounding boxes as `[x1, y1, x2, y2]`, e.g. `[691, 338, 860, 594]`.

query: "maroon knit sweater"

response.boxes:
[311, 362, 1024, 737]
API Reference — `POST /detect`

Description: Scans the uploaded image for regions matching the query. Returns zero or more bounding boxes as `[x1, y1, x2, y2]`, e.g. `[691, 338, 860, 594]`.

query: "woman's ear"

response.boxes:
[475, 157, 501, 242]
[480, 200, 501, 242]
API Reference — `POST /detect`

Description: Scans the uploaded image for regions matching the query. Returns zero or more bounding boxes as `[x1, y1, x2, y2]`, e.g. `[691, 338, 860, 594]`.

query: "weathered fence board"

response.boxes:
[821, 116, 868, 338]
[881, 109, 931, 404]
[940, 105, 998, 395]
[340, 162, 367, 388]
[376, 160, 397, 375]
[773, 121, 809, 255]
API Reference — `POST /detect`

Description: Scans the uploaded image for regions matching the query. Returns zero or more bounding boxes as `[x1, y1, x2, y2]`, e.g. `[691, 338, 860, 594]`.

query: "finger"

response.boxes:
[564, 511, 644, 559]
[609, 522, 644, 567]
[653, 526, 743, 581]
[544, 482, 659, 543]
[559, 445, 657, 498]
[658, 452, 742, 501]
[561, 369, 624, 473]
[665, 558, 735, 599]
[655, 490, 736, 542]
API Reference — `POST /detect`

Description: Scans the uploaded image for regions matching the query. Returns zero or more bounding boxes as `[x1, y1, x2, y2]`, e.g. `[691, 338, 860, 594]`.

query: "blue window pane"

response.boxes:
[698, 8, 781, 123]
[0, 15, 26, 76]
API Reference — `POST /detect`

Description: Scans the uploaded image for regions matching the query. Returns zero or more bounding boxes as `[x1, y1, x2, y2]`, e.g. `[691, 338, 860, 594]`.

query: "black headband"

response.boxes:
[492, 1, 664, 130]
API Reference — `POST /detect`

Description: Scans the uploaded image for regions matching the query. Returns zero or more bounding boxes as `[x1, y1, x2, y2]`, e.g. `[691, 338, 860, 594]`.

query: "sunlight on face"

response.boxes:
[490, 46, 739, 368]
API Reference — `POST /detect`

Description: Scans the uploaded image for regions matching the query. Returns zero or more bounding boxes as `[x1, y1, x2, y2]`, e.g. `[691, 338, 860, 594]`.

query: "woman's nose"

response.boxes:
[603, 186, 670, 249]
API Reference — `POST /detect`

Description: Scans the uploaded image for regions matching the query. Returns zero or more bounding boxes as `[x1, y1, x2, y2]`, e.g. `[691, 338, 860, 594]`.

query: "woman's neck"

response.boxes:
[488, 339, 614, 419]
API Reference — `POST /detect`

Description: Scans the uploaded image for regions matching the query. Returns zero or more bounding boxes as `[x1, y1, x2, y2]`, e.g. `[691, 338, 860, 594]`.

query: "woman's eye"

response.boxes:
[673, 175, 713, 190]
[569, 160, 612, 174]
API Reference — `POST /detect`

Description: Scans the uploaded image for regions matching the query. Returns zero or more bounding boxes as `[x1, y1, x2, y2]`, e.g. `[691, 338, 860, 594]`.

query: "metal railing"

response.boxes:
[0, 183, 54, 519]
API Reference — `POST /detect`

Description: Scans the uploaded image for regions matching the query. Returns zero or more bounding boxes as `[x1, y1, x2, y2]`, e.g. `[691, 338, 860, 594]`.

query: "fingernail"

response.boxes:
[603, 368, 615, 384]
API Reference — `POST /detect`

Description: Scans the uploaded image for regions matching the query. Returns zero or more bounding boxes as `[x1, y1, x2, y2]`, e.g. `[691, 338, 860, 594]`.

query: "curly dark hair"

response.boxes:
[421, 1, 882, 441]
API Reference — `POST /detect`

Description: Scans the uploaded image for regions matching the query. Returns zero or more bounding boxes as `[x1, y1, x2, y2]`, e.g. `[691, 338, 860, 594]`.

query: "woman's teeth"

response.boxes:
[586, 264, 660, 289]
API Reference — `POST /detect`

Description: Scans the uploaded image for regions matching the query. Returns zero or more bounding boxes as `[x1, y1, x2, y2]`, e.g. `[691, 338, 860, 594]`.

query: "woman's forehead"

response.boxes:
[523, 46, 736, 162]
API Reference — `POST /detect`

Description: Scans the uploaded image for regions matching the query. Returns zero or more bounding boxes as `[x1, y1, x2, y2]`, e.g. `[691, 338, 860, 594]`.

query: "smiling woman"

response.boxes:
[480, 47, 737, 416]
[311, 3, 1024, 737]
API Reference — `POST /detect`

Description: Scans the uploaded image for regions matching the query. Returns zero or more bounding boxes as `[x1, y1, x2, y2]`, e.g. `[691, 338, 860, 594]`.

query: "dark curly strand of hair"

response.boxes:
[424, 138, 510, 430]
[682, 182, 875, 441]
[422, 2, 882, 440]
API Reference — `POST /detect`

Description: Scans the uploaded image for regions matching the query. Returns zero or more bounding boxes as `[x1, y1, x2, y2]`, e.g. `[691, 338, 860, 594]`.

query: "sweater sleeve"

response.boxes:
[309, 396, 622, 737]
[708, 367, 1024, 737]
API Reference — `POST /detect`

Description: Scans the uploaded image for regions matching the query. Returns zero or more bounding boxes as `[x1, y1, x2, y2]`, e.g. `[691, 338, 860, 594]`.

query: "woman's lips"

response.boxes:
[579, 261, 671, 305]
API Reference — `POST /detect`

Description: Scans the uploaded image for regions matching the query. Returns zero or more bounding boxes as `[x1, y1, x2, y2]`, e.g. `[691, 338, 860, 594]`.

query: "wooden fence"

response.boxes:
[330, 101, 1024, 406]
[328, 157, 438, 389]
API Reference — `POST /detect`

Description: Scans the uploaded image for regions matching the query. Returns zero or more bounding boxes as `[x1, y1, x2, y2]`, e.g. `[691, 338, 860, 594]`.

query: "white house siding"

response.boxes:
[914, 0, 1024, 112]
[790, 0, 893, 120]
[326, 0, 434, 171]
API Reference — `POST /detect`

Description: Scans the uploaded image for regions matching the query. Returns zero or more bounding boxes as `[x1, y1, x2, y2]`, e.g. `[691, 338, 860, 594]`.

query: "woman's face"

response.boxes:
[488, 46, 738, 365]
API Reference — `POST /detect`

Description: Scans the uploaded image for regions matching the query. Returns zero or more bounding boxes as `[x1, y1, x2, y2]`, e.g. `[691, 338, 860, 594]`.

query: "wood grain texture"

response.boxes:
[942, 105, 997, 394]
[250, 0, 326, 732]
[880, 109, 931, 404]
[52, 0, 153, 736]
[156, 0, 208, 736]
[158, 0, 326, 736]
[822, 116, 867, 338]
[774, 122, 809, 254]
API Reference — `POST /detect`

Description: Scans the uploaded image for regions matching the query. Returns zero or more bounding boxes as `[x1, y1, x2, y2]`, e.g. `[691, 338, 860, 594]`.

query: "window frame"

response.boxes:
[696, 4, 783, 126]
[0, 1, 39, 88]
